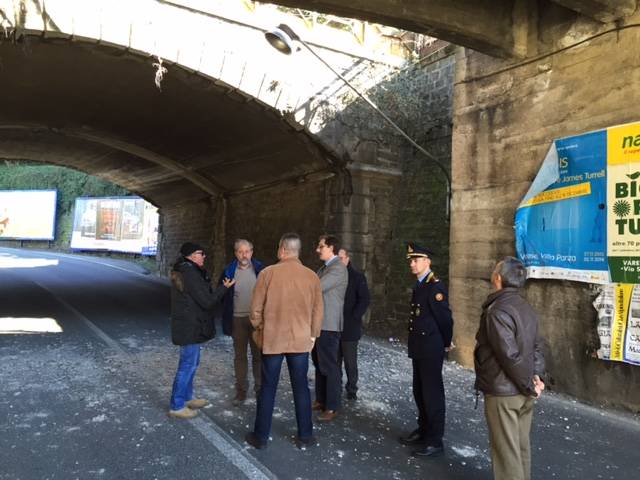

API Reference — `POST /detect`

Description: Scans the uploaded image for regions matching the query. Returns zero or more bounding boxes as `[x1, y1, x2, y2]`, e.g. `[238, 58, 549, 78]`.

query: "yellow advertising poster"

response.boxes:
[607, 123, 640, 283]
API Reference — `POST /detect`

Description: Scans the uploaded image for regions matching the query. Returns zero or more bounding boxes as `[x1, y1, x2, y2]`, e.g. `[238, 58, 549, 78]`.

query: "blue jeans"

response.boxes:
[253, 353, 313, 442]
[170, 344, 201, 410]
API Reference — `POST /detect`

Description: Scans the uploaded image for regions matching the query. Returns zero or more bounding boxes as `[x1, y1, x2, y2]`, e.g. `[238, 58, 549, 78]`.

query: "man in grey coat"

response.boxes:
[312, 234, 348, 421]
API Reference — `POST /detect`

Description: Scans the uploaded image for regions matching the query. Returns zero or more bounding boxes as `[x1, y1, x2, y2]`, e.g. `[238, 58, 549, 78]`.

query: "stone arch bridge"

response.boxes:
[2, 0, 640, 409]
[0, 0, 411, 271]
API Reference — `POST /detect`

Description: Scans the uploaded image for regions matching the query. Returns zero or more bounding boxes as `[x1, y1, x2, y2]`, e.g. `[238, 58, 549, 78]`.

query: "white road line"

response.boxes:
[34, 280, 276, 480]
[191, 416, 278, 480]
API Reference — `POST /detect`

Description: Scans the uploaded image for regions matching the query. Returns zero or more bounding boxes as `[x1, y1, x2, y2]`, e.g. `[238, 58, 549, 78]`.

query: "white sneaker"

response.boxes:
[168, 407, 198, 419]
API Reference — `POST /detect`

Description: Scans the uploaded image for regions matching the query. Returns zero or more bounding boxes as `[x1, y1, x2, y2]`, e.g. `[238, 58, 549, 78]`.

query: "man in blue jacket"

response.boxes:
[220, 239, 265, 405]
[337, 247, 370, 400]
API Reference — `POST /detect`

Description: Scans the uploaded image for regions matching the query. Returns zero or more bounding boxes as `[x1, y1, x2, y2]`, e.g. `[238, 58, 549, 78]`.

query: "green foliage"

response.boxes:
[0, 162, 130, 247]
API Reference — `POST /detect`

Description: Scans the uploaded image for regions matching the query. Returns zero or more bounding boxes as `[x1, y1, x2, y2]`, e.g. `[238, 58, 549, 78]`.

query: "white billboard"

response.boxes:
[0, 190, 57, 240]
[70, 197, 158, 255]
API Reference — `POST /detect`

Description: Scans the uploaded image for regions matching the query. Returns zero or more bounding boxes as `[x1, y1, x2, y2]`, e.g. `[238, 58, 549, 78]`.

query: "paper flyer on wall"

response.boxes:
[593, 284, 640, 365]
[516, 121, 640, 284]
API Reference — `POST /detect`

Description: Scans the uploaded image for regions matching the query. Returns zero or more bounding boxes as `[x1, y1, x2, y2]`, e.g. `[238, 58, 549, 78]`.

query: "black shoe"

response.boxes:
[398, 429, 424, 446]
[412, 445, 444, 458]
[346, 392, 357, 400]
[295, 436, 317, 449]
[245, 432, 267, 449]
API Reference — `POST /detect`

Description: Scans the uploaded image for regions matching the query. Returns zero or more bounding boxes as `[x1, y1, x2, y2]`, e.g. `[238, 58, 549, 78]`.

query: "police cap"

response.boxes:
[406, 242, 434, 259]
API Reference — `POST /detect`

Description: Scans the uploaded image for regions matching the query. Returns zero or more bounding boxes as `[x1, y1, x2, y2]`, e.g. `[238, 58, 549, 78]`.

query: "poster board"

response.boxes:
[0, 190, 57, 240]
[516, 121, 640, 284]
[70, 196, 158, 255]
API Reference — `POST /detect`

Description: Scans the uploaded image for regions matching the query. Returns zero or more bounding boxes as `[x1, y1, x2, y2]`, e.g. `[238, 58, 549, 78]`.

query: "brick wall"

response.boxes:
[369, 48, 455, 335]
[157, 197, 220, 276]
[223, 181, 328, 272]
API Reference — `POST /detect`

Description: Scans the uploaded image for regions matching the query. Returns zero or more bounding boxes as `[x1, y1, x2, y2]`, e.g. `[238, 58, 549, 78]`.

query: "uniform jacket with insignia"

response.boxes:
[408, 272, 454, 359]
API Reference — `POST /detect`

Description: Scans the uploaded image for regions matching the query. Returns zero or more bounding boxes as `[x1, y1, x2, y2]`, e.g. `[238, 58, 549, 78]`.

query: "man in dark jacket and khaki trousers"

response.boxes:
[474, 257, 546, 480]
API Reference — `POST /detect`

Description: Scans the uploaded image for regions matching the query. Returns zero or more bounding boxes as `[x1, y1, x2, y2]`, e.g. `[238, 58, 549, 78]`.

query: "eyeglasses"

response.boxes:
[194, 251, 206, 256]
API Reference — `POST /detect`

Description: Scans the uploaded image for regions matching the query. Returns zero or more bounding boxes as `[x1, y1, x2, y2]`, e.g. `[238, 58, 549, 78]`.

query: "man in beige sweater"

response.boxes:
[245, 233, 324, 450]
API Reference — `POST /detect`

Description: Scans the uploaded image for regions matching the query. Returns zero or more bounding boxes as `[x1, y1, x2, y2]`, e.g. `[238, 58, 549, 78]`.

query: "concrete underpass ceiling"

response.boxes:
[265, 0, 638, 57]
[0, 38, 340, 207]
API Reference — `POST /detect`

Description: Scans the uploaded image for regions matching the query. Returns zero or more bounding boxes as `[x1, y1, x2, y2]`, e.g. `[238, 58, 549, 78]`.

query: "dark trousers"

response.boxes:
[232, 315, 261, 395]
[253, 352, 313, 442]
[312, 330, 342, 411]
[412, 355, 445, 446]
[338, 340, 359, 394]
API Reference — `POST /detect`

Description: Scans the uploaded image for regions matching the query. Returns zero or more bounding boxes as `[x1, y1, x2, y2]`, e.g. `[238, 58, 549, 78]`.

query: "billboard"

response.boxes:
[516, 121, 640, 284]
[0, 190, 57, 240]
[70, 197, 158, 255]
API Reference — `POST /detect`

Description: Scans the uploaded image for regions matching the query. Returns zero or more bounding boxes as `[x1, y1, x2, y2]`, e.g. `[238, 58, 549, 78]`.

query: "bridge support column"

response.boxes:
[326, 162, 402, 330]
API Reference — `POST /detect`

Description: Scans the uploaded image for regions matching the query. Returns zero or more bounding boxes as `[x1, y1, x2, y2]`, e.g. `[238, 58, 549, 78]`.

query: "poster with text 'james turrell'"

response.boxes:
[516, 121, 640, 284]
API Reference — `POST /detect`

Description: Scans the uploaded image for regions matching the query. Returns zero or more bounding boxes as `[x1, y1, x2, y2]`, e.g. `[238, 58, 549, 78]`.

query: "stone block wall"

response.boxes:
[371, 48, 456, 335]
[157, 197, 221, 276]
[223, 181, 327, 272]
[450, 17, 640, 410]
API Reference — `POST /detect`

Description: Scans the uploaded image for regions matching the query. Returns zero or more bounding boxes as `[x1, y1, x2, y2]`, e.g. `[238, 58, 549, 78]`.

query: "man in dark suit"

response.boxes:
[398, 243, 453, 458]
[337, 247, 370, 400]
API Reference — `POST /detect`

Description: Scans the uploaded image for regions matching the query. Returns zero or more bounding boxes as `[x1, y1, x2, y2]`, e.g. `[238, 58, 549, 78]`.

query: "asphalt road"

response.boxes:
[1, 247, 639, 480]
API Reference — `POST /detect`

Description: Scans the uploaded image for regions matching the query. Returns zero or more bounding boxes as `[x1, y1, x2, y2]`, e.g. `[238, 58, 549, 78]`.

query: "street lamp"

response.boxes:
[265, 23, 452, 221]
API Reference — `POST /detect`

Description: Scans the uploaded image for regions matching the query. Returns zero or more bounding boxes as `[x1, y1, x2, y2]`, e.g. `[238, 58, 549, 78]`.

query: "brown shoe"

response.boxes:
[312, 401, 325, 411]
[232, 392, 247, 407]
[168, 407, 198, 419]
[186, 398, 209, 409]
[317, 410, 338, 422]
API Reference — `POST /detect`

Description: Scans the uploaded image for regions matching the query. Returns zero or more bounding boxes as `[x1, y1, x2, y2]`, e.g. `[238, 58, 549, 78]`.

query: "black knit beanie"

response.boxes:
[180, 242, 204, 257]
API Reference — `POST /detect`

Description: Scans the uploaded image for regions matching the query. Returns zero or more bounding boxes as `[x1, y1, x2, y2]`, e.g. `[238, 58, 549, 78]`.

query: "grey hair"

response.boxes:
[279, 233, 301, 255]
[234, 238, 253, 251]
[497, 256, 527, 288]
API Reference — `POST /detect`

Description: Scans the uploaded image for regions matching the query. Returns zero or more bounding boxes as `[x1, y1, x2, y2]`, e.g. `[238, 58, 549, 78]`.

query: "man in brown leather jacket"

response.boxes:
[474, 257, 545, 480]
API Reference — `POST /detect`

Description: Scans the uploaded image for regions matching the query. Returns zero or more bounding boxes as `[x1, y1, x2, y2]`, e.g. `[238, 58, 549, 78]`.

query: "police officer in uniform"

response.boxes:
[398, 243, 453, 457]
